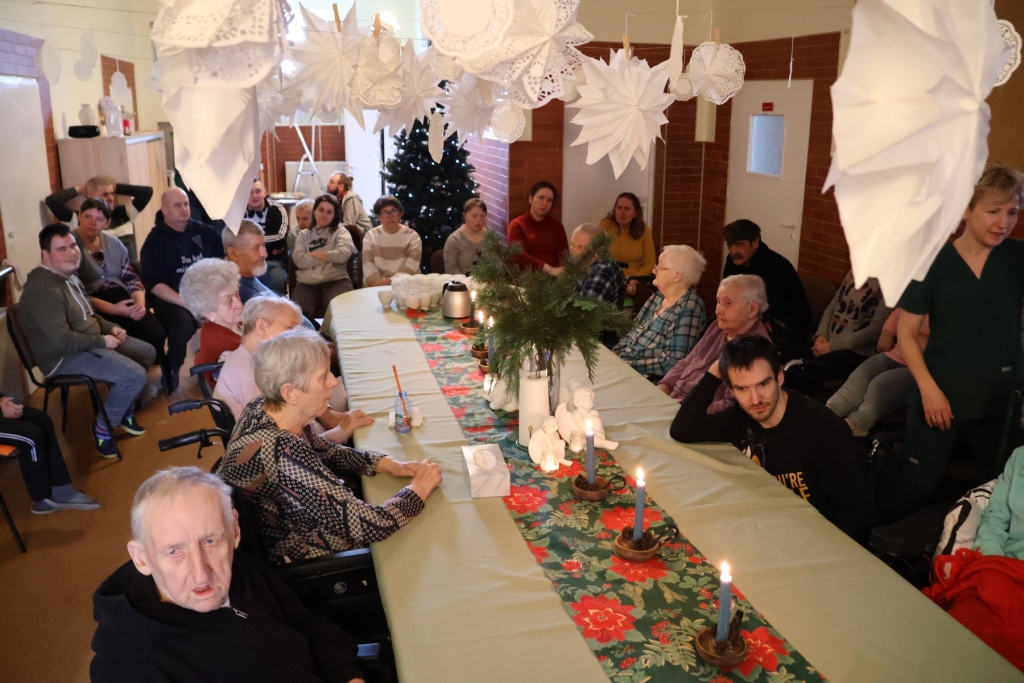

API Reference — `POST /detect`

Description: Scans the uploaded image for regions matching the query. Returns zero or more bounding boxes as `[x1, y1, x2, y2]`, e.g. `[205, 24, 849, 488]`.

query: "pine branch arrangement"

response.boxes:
[471, 230, 633, 395]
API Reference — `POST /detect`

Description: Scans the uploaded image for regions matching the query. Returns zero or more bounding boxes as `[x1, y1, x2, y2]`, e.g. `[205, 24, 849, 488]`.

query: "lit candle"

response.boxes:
[585, 419, 595, 484]
[716, 562, 732, 642]
[470, 290, 477, 321]
[632, 468, 646, 542]
[487, 316, 495, 365]
[476, 309, 484, 326]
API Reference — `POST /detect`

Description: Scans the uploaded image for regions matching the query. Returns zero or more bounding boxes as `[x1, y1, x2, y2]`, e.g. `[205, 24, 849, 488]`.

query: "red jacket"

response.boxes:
[508, 212, 567, 270]
[195, 321, 242, 389]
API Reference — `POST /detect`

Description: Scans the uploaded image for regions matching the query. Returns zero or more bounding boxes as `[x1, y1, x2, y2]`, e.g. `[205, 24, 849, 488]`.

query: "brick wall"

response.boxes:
[260, 125, 345, 194]
[463, 137, 510, 238]
[508, 99, 565, 224]
[100, 56, 139, 128]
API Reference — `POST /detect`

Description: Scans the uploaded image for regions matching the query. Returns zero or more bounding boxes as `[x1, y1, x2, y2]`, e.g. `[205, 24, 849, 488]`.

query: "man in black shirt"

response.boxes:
[721, 219, 812, 348]
[140, 188, 225, 394]
[45, 175, 153, 230]
[670, 334, 879, 542]
[244, 179, 289, 295]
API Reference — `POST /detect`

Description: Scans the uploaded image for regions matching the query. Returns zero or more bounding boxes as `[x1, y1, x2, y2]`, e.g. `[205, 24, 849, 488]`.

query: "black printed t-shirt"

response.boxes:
[140, 211, 225, 293]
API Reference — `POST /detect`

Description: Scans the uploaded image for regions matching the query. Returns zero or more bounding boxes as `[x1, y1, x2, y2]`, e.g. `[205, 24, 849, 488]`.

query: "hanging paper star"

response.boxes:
[440, 74, 498, 145]
[257, 72, 310, 138]
[687, 42, 746, 105]
[289, 2, 366, 130]
[351, 25, 403, 106]
[432, 52, 464, 82]
[374, 44, 445, 136]
[567, 49, 674, 178]
[460, 0, 592, 107]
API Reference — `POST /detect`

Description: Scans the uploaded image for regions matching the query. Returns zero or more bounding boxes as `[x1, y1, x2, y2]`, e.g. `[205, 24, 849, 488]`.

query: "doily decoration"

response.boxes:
[560, 63, 585, 103]
[428, 111, 445, 163]
[490, 99, 525, 142]
[80, 30, 98, 65]
[421, 0, 514, 60]
[374, 44, 445, 136]
[457, 0, 592, 107]
[440, 74, 497, 145]
[668, 16, 696, 101]
[111, 68, 129, 96]
[34, 39, 62, 84]
[351, 23, 403, 106]
[686, 42, 745, 105]
[289, 2, 366, 130]
[433, 52, 464, 81]
[567, 49, 674, 179]
[997, 20, 1021, 86]
[74, 59, 94, 82]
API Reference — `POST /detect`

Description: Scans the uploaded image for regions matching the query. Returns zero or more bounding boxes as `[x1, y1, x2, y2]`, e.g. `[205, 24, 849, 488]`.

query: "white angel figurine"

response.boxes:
[554, 385, 618, 450]
[528, 416, 569, 465]
[484, 375, 518, 412]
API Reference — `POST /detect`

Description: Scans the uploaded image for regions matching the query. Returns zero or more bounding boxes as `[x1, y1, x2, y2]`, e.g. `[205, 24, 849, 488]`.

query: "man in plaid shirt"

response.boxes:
[571, 224, 625, 304]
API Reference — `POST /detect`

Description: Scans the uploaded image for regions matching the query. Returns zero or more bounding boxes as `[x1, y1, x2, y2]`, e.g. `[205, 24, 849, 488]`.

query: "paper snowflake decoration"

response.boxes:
[374, 45, 445, 136]
[433, 52, 464, 81]
[459, 0, 591, 107]
[289, 2, 366, 129]
[257, 72, 310, 136]
[440, 74, 498, 145]
[687, 42, 746, 105]
[351, 26, 403, 106]
[567, 49, 674, 178]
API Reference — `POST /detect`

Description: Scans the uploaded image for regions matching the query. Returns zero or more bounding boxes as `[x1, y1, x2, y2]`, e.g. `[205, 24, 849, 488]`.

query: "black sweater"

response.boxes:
[91, 551, 361, 683]
[139, 211, 225, 292]
[46, 184, 153, 229]
[670, 373, 879, 542]
[722, 241, 812, 340]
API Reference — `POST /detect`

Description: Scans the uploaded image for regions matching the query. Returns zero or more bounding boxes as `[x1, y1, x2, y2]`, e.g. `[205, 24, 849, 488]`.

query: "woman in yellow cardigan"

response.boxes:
[599, 192, 656, 295]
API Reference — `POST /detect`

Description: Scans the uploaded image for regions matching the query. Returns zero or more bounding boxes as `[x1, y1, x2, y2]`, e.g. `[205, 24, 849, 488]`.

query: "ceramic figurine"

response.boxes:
[484, 375, 518, 412]
[555, 385, 619, 450]
[528, 416, 569, 465]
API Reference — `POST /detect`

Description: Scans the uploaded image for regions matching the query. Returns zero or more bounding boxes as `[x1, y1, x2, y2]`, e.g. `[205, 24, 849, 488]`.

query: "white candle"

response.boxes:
[585, 419, 595, 484]
[470, 290, 477, 320]
[632, 468, 646, 542]
[487, 316, 495, 364]
[716, 562, 732, 642]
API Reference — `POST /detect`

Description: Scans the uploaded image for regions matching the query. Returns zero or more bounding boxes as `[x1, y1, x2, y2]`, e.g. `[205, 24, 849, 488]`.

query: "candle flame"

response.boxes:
[721, 561, 731, 582]
[585, 419, 593, 432]
[488, 316, 494, 328]
[471, 290, 477, 301]
[636, 467, 644, 484]
[477, 311, 484, 323]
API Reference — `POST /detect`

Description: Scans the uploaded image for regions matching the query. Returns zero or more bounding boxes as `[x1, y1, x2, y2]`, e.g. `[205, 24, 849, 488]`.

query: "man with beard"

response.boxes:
[670, 334, 878, 542]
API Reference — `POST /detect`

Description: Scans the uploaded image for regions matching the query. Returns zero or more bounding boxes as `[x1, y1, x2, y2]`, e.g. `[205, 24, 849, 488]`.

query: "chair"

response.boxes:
[345, 225, 364, 289]
[429, 249, 445, 275]
[799, 274, 839, 331]
[6, 304, 121, 461]
[0, 445, 26, 553]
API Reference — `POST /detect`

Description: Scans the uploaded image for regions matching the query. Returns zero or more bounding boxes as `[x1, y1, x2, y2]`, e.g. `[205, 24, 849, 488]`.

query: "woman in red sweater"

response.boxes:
[508, 181, 567, 276]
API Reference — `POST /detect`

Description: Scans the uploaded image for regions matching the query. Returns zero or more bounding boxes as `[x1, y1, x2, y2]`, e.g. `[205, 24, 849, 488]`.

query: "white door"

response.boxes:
[344, 110, 396, 210]
[724, 79, 813, 269]
[0, 75, 54, 300]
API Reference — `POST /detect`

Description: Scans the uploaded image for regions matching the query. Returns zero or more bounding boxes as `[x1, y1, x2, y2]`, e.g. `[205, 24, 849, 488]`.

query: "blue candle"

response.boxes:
[632, 468, 646, 542]
[585, 419, 595, 484]
[716, 562, 733, 642]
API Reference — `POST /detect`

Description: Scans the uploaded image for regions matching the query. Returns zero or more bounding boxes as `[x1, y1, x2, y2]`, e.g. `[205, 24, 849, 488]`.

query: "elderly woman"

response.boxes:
[600, 192, 656, 295]
[658, 274, 771, 410]
[613, 245, 707, 379]
[362, 196, 422, 287]
[179, 259, 243, 374]
[216, 327, 442, 560]
[73, 198, 165, 364]
[291, 194, 356, 320]
[508, 181, 567, 276]
[444, 198, 489, 274]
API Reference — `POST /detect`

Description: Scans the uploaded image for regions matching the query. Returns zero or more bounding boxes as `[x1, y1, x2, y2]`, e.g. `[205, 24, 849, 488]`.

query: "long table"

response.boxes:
[330, 287, 1022, 683]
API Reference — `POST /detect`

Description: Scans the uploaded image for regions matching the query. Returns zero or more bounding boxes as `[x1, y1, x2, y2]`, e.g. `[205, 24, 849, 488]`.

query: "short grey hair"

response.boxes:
[253, 327, 330, 409]
[130, 466, 233, 541]
[179, 259, 241, 321]
[222, 219, 264, 253]
[242, 295, 302, 337]
[571, 223, 601, 240]
[720, 274, 769, 316]
[294, 199, 315, 213]
[660, 245, 707, 287]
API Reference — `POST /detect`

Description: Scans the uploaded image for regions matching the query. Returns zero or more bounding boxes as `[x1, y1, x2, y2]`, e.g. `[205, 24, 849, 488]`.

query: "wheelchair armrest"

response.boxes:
[190, 362, 223, 377]
[357, 642, 381, 667]
[869, 503, 948, 558]
[274, 547, 374, 581]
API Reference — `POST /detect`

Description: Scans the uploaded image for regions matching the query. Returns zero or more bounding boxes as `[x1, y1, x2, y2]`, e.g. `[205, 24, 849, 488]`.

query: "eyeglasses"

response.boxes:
[378, 209, 401, 217]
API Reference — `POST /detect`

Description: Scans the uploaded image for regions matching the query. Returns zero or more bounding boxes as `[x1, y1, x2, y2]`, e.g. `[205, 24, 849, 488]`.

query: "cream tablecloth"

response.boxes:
[330, 287, 1022, 683]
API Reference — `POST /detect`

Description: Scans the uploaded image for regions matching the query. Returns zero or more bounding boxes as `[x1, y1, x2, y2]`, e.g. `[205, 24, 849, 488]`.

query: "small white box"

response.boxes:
[462, 444, 511, 498]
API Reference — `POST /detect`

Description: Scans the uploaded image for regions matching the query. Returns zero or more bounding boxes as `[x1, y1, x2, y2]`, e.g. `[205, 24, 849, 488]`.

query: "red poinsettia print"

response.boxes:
[527, 542, 549, 563]
[427, 359, 439, 369]
[599, 506, 663, 532]
[503, 485, 549, 514]
[553, 459, 583, 479]
[421, 342, 445, 353]
[733, 627, 790, 677]
[443, 330, 468, 341]
[570, 594, 637, 644]
[450, 407, 465, 419]
[468, 369, 485, 382]
[562, 559, 582, 572]
[441, 384, 471, 397]
[609, 555, 668, 582]
[406, 309, 427, 319]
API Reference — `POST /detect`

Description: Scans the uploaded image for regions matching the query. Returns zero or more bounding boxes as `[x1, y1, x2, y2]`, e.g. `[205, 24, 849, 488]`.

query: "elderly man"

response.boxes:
[91, 466, 366, 683]
[570, 223, 625, 305]
[140, 187, 225, 393]
[244, 179, 289, 294]
[19, 224, 155, 457]
[45, 174, 152, 230]
[659, 274, 772, 411]
[214, 296, 369, 438]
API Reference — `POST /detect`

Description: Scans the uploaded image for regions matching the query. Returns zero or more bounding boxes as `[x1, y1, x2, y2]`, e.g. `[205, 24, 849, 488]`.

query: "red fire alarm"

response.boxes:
[762, 102, 774, 112]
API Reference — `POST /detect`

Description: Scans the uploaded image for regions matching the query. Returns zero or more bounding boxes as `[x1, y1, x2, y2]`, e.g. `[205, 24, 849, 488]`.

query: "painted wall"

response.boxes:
[990, 0, 1024, 172]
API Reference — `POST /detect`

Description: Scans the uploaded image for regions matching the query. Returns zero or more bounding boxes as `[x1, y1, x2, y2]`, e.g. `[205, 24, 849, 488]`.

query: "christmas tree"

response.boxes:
[382, 117, 479, 269]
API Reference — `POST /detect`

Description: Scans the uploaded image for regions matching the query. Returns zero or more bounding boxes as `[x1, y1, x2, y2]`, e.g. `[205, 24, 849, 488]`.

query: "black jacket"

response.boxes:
[139, 210, 225, 292]
[90, 552, 361, 683]
[722, 241, 812, 341]
[46, 184, 153, 229]
[244, 198, 289, 261]
[670, 372, 879, 543]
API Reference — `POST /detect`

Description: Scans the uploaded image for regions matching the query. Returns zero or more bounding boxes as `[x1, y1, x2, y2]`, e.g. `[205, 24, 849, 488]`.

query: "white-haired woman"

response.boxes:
[216, 328, 442, 561]
[613, 245, 707, 380]
[179, 259, 243, 381]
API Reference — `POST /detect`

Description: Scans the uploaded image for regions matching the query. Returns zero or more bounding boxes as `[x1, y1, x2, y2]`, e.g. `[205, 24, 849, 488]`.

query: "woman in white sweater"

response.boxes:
[362, 196, 422, 286]
[291, 193, 356, 320]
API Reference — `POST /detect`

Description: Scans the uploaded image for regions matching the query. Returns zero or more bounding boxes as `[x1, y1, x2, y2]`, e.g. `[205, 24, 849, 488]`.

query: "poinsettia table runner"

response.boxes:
[408, 309, 827, 683]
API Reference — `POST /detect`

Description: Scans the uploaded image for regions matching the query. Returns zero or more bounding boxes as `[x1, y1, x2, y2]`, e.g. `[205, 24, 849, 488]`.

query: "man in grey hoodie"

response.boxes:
[19, 224, 156, 458]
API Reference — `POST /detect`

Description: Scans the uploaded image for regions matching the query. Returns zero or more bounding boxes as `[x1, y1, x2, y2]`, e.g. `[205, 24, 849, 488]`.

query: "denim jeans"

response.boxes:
[826, 353, 915, 432]
[56, 337, 154, 426]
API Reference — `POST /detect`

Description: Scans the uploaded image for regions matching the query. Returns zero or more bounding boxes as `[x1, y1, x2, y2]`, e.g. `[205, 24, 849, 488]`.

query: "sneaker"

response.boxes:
[120, 414, 146, 436]
[92, 421, 119, 459]
[845, 417, 868, 438]
[32, 493, 101, 514]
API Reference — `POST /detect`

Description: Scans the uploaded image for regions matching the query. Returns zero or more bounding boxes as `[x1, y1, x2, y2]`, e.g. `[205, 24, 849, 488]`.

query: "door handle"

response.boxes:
[780, 223, 796, 229]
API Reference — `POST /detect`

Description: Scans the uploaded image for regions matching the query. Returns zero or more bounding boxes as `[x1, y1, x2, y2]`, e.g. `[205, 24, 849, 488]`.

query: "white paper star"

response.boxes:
[289, 2, 366, 130]
[374, 45, 445, 136]
[687, 42, 746, 105]
[567, 49, 674, 178]
[440, 74, 497, 145]
[351, 26, 403, 106]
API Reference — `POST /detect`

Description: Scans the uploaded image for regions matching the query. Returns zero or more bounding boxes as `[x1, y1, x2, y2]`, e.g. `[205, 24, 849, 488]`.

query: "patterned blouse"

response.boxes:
[216, 397, 424, 561]
[613, 289, 707, 377]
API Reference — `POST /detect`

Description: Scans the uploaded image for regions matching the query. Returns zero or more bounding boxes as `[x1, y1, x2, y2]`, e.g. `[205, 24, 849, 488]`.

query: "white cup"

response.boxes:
[394, 292, 406, 309]
[406, 294, 421, 310]
[377, 290, 393, 308]
[430, 290, 442, 307]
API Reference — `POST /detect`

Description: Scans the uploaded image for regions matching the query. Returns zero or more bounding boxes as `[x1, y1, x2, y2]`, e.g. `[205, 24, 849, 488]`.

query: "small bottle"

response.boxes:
[394, 391, 413, 434]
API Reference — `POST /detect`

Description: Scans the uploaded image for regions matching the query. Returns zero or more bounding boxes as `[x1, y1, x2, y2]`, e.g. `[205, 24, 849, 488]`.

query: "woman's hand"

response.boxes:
[876, 330, 896, 353]
[310, 251, 329, 262]
[657, 383, 671, 395]
[338, 409, 374, 433]
[542, 264, 564, 277]
[378, 456, 420, 477]
[408, 460, 442, 501]
[811, 336, 831, 357]
[0, 396, 23, 419]
[625, 279, 637, 296]
[920, 380, 954, 431]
